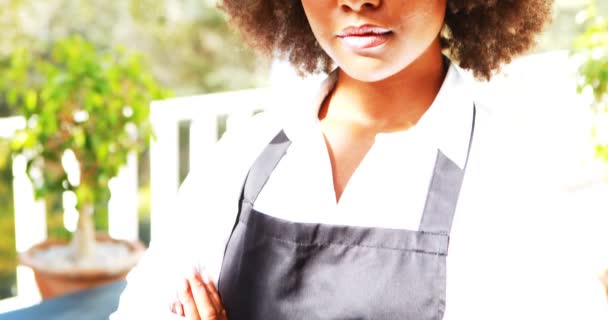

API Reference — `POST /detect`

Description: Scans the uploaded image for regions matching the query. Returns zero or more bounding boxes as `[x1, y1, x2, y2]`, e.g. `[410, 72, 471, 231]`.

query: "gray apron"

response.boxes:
[218, 106, 476, 320]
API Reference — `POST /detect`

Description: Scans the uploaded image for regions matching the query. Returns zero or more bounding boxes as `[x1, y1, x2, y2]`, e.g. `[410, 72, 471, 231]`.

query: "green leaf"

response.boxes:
[73, 127, 86, 148]
[10, 131, 28, 151]
[25, 90, 37, 112]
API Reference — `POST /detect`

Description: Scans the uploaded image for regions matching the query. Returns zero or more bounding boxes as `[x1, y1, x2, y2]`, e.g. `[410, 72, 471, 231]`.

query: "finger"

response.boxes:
[188, 271, 221, 319]
[205, 283, 226, 318]
[170, 287, 185, 316]
[173, 301, 185, 317]
[200, 270, 224, 314]
[178, 278, 201, 320]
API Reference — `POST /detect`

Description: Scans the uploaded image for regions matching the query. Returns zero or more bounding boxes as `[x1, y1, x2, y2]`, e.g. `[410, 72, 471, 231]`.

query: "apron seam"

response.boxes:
[242, 199, 449, 238]
[257, 231, 447, 256]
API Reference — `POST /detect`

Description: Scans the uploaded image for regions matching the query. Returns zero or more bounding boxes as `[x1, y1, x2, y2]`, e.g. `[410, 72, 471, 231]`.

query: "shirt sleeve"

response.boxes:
[110, 111, 279, 319]
[109, 147, 231, 319]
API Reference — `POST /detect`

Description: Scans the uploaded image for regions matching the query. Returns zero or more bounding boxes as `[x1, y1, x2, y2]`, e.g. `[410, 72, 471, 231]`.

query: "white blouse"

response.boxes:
[111, 62, 608, 320]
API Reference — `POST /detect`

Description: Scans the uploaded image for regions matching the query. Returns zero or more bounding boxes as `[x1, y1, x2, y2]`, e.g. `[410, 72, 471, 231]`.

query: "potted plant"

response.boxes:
[0, 35, 170, 298]
[573, 1, 608, 300]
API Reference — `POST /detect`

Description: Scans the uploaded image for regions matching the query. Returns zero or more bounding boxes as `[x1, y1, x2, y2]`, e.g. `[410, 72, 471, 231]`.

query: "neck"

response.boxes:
[319, 38, 447, 133]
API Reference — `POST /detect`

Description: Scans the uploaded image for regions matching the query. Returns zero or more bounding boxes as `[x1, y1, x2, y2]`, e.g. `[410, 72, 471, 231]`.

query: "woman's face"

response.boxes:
[301, 0, 447, 82]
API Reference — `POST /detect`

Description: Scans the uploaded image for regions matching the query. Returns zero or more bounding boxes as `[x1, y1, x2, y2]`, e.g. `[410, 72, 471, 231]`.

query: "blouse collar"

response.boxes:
[271, 59, 476, 169]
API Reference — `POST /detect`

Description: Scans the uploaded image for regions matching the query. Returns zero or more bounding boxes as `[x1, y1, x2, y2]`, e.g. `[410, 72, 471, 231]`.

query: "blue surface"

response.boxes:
[0, 280, 126, 320]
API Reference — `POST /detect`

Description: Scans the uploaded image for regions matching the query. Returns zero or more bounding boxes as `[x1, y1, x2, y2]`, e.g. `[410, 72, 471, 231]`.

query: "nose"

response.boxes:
[338, 0, 381, 12]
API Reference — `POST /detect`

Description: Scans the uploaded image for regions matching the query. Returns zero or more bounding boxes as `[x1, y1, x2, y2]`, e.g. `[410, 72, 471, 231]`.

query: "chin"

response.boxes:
[336, 59, 412, 83]
[339, 64, 405, 82]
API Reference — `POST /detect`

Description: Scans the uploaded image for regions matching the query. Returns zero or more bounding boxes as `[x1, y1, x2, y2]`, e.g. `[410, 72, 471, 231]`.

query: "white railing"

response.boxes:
[0, 87, 271, 311]
[148, 87, 272, 243]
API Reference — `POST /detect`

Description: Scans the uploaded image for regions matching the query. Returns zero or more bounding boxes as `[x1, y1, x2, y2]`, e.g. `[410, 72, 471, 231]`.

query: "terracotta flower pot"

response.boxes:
[19, 233, 145, 299]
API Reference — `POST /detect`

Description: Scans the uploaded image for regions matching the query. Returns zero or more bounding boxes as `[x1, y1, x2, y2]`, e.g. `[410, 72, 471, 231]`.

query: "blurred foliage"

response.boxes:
[0, 139, 16, 299]
[0, 0, 267, 104]
[0, 35, 169, 223]
[573, 1, 608, 162]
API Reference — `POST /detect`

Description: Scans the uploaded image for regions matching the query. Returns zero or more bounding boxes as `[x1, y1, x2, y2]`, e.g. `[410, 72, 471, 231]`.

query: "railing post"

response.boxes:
[12, 154, 46, 303]
[108, 152, 139, 241]
[149, 103, 180, 245]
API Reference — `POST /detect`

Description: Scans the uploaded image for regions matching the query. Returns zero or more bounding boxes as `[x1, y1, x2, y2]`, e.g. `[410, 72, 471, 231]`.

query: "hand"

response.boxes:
[171, 269, 227, 320]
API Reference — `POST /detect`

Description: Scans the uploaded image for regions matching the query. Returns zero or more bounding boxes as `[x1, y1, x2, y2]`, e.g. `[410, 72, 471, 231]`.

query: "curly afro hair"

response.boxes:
[218, 0, 553, 80]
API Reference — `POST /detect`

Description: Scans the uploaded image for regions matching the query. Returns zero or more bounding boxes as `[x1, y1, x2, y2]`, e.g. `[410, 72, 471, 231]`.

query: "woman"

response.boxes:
[111, 0, 590, 319]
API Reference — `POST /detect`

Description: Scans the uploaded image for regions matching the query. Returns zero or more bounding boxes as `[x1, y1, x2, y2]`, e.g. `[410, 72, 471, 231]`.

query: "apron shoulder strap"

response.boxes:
[242, 130, 292, 204]
[229, 129, 291, 236]
[418, 105, 477, 235]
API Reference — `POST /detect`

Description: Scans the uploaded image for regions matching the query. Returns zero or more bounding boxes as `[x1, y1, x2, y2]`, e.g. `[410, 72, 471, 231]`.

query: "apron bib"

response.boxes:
[218, 107, 476, 320]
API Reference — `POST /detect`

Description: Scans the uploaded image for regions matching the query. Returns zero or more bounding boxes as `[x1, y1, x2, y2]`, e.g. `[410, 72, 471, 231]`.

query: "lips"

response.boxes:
[336, 25, 392, 37]
[337, 25, 393, 51]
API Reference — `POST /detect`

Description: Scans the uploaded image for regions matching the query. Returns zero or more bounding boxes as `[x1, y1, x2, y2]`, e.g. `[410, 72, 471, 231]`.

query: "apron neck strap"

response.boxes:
[418, 105, 477, 235]
[242, 130, 291, 205]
